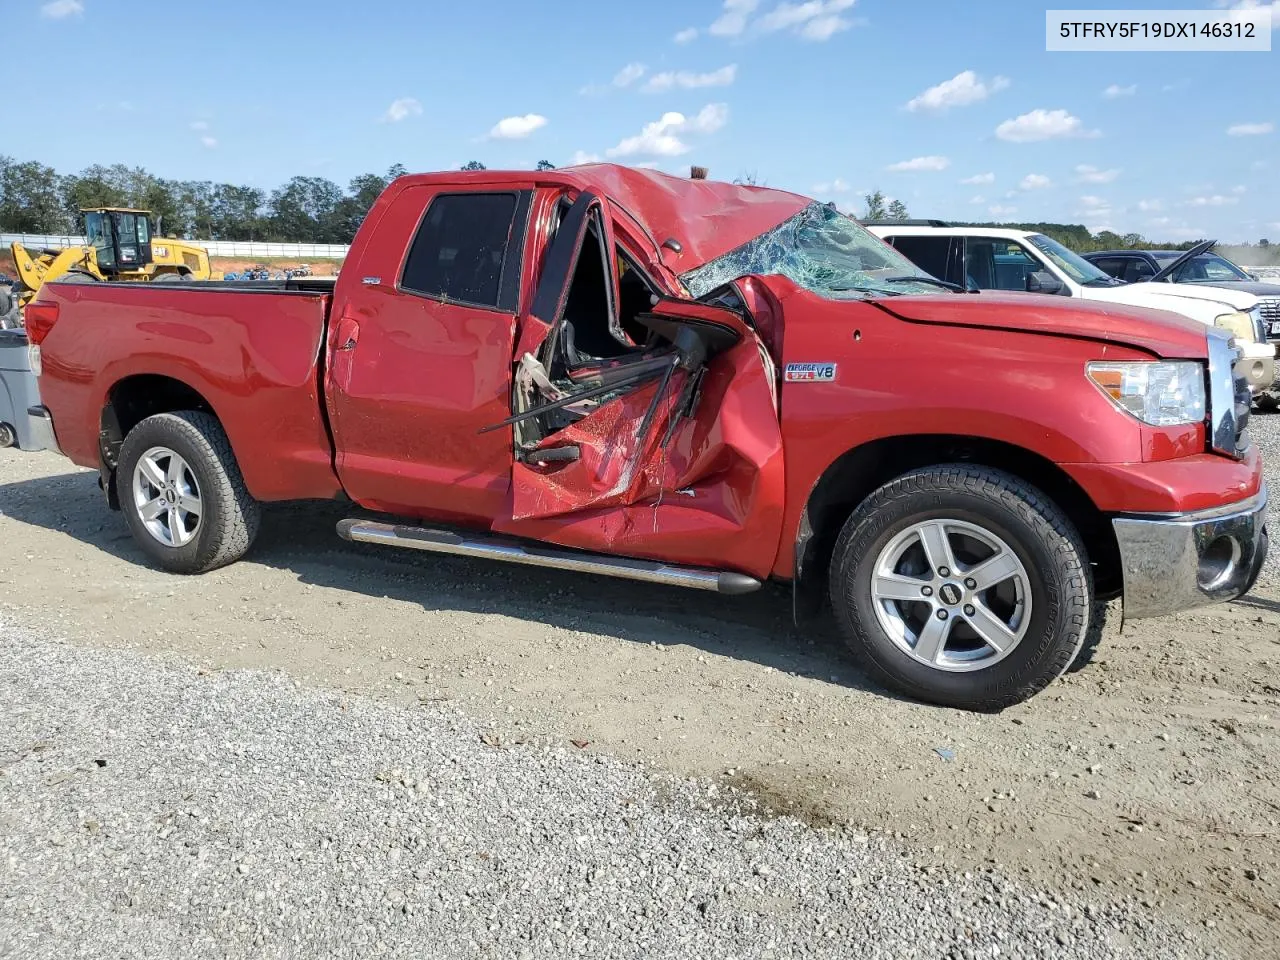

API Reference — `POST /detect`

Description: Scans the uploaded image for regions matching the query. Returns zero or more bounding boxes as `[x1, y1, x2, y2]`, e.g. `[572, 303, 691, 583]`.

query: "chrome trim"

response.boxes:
[1206, 328, 1240, 456]
[335, 520, 763, 595]
[24, 405, 59, 454]
[1112, 482, 1268, 618]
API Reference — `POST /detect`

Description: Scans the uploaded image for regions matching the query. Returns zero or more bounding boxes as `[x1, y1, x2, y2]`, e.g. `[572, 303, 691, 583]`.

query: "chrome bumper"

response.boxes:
[25, 405, 60, 454]
[1112, 484, 1268, 618]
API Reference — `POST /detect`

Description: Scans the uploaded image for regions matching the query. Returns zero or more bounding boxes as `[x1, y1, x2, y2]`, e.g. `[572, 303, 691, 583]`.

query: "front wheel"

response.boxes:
[828, 465, 1092, 711]
[117, 411, 261, 574]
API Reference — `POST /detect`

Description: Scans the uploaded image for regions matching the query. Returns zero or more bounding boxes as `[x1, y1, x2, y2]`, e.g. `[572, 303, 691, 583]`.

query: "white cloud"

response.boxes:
[381, 98, 422, 123]
[1227, 121, 1274, 136]
[887, 155, 950, 172]
[607, 104, 728, 158]
[200, 136, 217, 149]
[995, 108, 1100, 142]
[1137, 199, 1164, 212]
[613, 63, 647, 88]
[812, 177, 851, 194]
[961, 172, 995, 185]
[674, 27, 699, 43]
[489, 114, 548, 139]
[1184, 194, 1241, 207]
[1215, 1, 1280, 31]
[41, 0, 83, 18]
[1075, 164, 1120, 184]
[1020, 173, 1052, 190]
[1103, 84, 1137, 98]
[190, 120, 209, 131]
[1252, 160, 1269, 170]
[969, 195, 987, 204]
[570, 150, 601, 165]
[710, 0, 759, 35]
[1079, 195, 1109, 209]
[642, 64, 737, 93]
[988, 205, 1018, 216]
[708, 0, 857, 41]
[905, 71, 1010, 112]
[1232, 184, 1248, 194]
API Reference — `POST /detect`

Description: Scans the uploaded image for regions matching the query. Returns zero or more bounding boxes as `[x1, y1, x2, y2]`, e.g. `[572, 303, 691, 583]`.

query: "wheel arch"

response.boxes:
[792, 434, 1121, 619]
[99, 374, 219, 509]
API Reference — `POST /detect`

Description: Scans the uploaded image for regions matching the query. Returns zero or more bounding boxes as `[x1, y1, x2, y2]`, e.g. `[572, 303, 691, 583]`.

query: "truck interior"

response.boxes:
[491, 192, 747, 465]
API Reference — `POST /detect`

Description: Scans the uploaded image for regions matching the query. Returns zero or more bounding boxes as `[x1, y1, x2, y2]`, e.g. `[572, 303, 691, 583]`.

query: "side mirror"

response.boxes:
[1026, 270, 1065, 295]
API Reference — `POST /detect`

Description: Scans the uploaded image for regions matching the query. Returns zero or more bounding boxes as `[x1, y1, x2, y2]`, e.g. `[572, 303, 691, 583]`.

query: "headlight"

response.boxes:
[1087, 361, 1206, 426]
[1215, 310, 1259, 344]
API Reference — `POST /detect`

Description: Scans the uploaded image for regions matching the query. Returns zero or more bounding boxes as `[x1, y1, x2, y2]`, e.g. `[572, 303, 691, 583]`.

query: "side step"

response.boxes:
[336, 520, 762, 595]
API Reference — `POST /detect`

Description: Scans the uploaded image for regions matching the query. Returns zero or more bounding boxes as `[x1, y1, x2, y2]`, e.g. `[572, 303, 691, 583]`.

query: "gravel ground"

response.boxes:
[0, 413, 1277, 959]
[0, 627, 1213, 960]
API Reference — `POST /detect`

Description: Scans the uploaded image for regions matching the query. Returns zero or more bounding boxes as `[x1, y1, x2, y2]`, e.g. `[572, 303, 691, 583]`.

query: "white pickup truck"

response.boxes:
[865, 222, 1277, 398]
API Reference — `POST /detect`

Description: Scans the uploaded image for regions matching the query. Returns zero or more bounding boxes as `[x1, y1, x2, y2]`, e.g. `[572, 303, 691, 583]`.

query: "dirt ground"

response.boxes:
[1, 441, 1277, 958]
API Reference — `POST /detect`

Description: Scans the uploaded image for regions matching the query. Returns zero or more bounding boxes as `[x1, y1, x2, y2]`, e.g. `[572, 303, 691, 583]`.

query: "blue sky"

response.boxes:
[18, 0, 1279, 242]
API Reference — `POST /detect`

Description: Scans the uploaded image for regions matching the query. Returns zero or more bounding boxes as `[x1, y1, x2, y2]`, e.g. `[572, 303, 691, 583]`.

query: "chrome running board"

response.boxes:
[336, 519, 762, 595]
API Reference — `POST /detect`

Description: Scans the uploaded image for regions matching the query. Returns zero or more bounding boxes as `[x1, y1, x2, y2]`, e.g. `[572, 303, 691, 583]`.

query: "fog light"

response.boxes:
[1197, 536, 1240, 590]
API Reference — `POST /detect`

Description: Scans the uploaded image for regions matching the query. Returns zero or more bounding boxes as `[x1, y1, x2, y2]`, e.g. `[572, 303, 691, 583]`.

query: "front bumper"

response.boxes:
[1237, 341, 1277, 394]
[1112, 483, 1268, 618]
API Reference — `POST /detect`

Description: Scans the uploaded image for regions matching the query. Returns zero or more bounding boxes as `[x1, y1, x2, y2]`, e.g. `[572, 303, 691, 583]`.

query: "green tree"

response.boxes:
[461, 161, 487, 171]
[862, 190, 887, 220]
[535, 160, 556, 171]
[887, 198, 909, 221]
[0, 156, 70, 233]
[266, 176, 345, 242]
[211, 184, 266, 240]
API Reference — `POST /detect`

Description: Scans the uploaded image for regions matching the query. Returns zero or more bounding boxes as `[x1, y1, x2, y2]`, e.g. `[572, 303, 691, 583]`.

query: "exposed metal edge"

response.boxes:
[336, 519, 763, 595]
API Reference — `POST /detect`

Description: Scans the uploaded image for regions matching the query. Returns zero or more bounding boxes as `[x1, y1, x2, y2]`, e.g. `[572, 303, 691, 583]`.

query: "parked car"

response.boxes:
[864, 221, 1277, 398]
[22, 166, 1269, 711]
[1082, 240, 1280, 338]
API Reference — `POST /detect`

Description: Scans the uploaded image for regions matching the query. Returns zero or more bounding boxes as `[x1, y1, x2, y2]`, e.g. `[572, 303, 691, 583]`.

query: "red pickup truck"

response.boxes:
[24, 165, 1268, 711]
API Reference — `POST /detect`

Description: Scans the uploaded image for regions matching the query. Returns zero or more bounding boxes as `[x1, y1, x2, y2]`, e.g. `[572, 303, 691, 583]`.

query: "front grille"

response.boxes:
[1234, 366, 1251, 453]
[1259, 297, 1280, 342]
[1207, 329, 1249, 457]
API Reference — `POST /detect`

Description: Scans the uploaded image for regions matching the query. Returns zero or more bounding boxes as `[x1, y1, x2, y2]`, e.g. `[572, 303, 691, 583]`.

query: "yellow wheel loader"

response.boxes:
[9, 208, 218, 315]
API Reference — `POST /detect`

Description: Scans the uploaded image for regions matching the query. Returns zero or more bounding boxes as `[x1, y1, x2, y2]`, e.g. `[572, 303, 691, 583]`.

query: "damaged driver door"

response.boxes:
[486, 191, 787, 579]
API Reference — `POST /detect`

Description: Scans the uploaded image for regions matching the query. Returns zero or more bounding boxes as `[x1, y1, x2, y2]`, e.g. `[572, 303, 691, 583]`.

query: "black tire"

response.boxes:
[828, 465, 1092, 712]
[117, 411, 261, 574]
[57, 270, 99, 284]
[152, 271, 189, 283]
[1255, 392, 1279, 414]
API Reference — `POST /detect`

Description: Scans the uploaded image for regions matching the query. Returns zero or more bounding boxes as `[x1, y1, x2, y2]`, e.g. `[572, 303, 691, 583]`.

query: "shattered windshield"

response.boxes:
[680, 202, 941, 300]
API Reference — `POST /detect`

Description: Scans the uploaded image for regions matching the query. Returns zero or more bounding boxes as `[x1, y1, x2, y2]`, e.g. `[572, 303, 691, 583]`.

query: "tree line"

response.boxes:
[0, 156, 547, 243]
[3, 156, 1273, 263]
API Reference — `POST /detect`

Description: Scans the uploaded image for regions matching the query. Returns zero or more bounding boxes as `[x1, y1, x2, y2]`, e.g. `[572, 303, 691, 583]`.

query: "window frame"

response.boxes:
[398, 188, 534, 314]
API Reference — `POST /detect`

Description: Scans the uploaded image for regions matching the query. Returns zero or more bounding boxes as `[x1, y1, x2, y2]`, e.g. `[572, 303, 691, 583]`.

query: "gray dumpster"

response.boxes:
[0, 329, 46, 451]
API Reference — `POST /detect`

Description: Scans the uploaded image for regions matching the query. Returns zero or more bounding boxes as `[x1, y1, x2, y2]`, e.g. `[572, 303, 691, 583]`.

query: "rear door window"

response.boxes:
[401, 192, 528, 311]
[886, 236, 960, 286]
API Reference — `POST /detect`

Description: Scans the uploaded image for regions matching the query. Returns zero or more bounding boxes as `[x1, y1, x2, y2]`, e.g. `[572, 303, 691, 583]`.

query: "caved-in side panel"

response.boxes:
[494, 334, 785, 579]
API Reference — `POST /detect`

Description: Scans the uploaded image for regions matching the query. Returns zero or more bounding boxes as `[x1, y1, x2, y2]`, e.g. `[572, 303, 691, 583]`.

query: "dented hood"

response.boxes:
[874, 290, 1210, 359]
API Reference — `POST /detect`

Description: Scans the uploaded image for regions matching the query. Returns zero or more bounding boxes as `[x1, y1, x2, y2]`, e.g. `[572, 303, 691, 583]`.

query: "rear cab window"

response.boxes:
[401, 191, 531, 312]
[886, 236, 961, 287]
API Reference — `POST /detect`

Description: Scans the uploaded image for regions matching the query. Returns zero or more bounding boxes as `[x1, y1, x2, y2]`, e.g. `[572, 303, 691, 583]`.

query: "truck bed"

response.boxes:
[35, 280, 343, 502]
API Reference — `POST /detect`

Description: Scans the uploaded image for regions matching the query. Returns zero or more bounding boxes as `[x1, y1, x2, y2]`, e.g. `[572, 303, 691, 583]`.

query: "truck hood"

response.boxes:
[873, 290, 1209, 358]
[1097, 280, 1258, 313]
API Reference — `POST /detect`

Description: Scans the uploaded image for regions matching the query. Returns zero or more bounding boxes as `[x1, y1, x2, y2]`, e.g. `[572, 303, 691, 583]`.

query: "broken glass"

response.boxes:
[680, 202, 944, 300]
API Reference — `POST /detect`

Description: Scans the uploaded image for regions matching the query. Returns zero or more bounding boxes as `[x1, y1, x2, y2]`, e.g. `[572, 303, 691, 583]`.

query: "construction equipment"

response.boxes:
[9, 207, 217, 312]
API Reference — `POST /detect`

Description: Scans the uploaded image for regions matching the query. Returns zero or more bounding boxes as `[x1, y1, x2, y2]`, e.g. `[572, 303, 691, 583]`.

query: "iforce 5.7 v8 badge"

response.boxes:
[784, 362, 837, 383]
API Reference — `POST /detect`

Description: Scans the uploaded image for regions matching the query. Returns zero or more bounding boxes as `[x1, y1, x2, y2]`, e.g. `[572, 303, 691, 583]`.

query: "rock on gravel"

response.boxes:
[0, 627, 1213, 960]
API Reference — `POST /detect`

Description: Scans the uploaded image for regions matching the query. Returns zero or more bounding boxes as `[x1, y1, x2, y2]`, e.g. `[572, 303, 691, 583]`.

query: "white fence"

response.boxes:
[1, 233, 349, 260]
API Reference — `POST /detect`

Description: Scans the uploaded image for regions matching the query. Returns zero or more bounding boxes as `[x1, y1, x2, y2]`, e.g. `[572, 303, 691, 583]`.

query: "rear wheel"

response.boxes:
[117, 411, 260, 573]
[152, 271, 190, 282]
[828, 465, 1092, 711]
